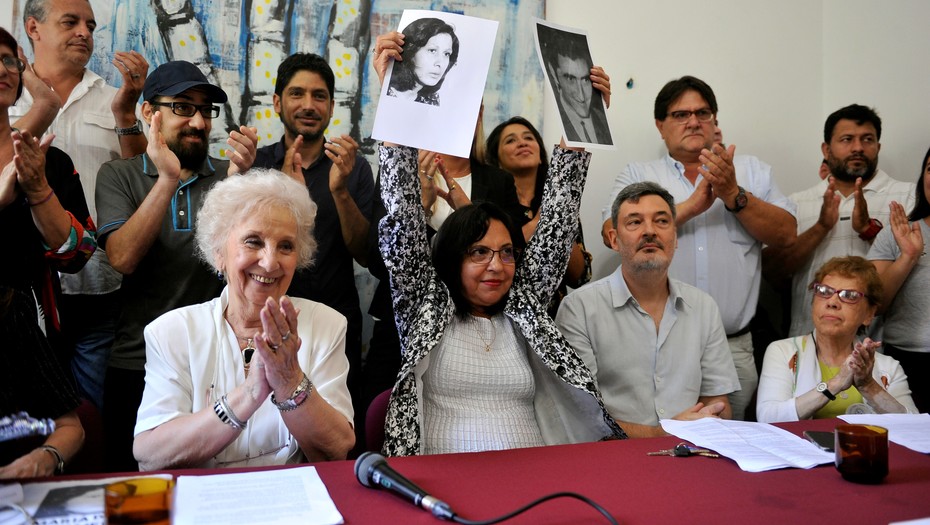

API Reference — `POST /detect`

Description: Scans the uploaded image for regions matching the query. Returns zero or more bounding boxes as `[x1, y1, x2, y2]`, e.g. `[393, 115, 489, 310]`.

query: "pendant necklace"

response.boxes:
[238, 336, 255, 376]
[472, 316, 496, 352]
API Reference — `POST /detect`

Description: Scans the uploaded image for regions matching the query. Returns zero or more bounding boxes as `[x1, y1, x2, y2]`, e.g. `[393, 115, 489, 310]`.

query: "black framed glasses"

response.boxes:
[151, 101, 220, 119]
[810, 282, 866, 304]
[1, 55, 26, 74]
[667, 108, 714, 123]
[466, 246, 517, 265]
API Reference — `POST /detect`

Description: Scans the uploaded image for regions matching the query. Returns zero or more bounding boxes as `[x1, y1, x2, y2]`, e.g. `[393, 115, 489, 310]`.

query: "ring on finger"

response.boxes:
[282, 331, 291, 342]
[131, 73, 141, 79]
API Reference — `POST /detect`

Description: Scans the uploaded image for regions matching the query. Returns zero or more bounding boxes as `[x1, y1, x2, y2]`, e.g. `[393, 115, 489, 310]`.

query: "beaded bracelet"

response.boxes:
[28, 188, 55, 207]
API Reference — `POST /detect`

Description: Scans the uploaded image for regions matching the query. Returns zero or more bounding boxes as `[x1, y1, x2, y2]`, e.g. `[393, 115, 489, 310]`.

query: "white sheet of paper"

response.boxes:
[533, 18, 615, 150]
[174, 466, 342, 525]
[660, 418, 834, 472]
[371, 10, 498, 157]
[839, 413, 930, 454]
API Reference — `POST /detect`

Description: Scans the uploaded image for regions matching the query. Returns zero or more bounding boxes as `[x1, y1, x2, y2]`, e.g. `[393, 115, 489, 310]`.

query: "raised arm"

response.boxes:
[516, 146, 590, 303]
[699, 144, 797, 248]
[110, 50, 149, 158]
[10, 47, 60, 137]
[377, 145, 445, 342]
[763, 182, 838, 282]
[326, 135, 373, 266]
[870, 201, 923, 313]
[98, 111, 179, 274]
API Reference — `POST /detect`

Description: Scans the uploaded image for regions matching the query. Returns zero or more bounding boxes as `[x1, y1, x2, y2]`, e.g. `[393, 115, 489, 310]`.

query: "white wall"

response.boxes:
[1, 6, 12, 31]
[546, 0, 930, 279]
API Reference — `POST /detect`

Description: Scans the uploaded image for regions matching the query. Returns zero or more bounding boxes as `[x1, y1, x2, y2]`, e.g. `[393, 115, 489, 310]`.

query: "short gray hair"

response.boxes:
[195, 168, 317, 272]
[23, 0, 51, 26]
[611, 181, 676, 227]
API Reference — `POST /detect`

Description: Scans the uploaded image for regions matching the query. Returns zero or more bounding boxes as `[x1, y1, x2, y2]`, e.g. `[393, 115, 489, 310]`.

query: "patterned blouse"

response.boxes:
[378, 145, 626, 457]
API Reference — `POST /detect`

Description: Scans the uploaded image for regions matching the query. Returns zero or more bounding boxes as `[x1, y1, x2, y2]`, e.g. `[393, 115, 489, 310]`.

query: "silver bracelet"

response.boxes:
[213, 394, 247, 430]
[40, 444, 64, 474]
[271, 374, 313, 411]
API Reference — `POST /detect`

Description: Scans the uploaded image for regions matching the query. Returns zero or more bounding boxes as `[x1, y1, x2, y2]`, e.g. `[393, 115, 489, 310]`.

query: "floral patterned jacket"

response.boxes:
[378, 145, 626, 457]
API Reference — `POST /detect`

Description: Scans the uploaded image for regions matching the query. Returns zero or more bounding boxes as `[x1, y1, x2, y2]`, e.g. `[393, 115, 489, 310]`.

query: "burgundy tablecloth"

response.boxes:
[16, 419, 930, 524]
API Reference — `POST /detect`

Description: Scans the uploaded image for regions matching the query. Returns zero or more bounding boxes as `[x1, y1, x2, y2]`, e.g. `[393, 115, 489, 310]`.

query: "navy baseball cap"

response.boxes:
[143, 61, 228, 103]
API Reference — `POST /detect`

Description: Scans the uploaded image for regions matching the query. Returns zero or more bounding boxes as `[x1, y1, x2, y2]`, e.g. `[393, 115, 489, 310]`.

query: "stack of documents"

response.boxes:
[839, 413, 930, 453]
[660, 418, 833, 472]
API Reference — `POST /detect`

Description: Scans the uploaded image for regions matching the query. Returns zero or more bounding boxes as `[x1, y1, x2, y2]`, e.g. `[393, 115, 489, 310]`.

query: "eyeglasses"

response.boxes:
[1, 55, 26, 74]
[466, 246, 517, 265]
[810, 282, 866, 304]
[667, 109, 714, 123]
[150, 101, 220, 119]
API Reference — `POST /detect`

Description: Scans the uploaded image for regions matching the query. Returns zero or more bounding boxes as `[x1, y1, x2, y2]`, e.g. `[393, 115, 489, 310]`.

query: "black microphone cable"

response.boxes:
[355, 452, 619, 524]
[448, 491, 618, 525]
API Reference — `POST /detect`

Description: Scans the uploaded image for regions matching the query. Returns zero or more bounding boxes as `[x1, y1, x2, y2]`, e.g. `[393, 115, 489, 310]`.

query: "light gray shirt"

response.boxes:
[867, 219, 930, 353]
[556, 267, 741, 426]
[602, 154, 795, 333]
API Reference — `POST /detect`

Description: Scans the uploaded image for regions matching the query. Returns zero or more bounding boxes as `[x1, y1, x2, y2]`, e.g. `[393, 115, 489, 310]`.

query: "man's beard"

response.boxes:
[625, 235, 670, 273]
[283, 111, 326, 143]
[828, 153, 877, 183]
[170, 129, 209, 170]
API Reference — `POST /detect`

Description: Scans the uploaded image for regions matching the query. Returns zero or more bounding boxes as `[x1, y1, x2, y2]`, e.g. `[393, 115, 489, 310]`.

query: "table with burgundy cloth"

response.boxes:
[17, 419, 930, 524]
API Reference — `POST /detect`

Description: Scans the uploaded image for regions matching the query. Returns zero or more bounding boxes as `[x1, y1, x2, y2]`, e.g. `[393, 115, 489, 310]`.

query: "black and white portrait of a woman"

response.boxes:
[372, 10, 498, 157]
[386, 18, 460, 107]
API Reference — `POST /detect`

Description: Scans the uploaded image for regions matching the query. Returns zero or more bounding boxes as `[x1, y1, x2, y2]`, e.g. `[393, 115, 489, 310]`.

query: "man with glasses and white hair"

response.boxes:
[95, 60, 258, 471]
[599, 75, 797, 420]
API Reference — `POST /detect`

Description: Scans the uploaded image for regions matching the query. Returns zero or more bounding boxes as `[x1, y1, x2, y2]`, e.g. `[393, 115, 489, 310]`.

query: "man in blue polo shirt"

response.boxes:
[95, 60, 257, 471]
[253, 53, 374, 430]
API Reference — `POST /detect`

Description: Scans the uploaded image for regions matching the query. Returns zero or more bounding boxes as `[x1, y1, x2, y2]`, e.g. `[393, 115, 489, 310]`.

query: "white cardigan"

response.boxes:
[756, 333, 918, 423]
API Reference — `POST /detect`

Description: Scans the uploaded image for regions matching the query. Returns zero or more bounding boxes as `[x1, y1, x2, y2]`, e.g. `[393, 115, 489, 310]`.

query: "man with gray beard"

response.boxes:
[557, 182, 739, 437]
[763, 104, 914, 338]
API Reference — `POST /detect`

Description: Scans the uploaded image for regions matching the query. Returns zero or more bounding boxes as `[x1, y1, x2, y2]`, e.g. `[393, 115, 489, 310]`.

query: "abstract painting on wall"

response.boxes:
[11, 0, 546, 161]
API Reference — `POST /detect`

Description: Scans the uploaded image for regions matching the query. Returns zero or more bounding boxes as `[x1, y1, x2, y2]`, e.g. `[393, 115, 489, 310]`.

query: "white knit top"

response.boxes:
[421, 313, 544, 454]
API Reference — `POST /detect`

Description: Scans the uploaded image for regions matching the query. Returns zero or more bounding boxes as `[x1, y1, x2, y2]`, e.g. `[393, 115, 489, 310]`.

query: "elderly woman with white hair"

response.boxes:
[133, 168, 355, 470]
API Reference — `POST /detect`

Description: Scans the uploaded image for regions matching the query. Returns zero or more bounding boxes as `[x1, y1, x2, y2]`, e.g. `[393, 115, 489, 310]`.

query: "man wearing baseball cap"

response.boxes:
[95, 60, 258, 471]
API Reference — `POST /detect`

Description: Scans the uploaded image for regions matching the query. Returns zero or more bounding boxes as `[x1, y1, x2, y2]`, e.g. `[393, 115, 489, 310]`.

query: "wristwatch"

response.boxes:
[858, 218, 884, 241]
[816, 382, 836, 401]
[725, 186, 748, 213]
[115, 120, 143, 136]
[271, 374, 313, 411]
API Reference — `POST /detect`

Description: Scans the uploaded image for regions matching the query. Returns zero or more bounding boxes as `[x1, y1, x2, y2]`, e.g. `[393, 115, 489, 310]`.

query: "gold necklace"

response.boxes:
[472, 316, 496, 352]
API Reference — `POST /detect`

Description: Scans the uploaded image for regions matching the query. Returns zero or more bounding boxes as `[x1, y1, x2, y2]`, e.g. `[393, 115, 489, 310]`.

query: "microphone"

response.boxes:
[354, 451, 455, 520]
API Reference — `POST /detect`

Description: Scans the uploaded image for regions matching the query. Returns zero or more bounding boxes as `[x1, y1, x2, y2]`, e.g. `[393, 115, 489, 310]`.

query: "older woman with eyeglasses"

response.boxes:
[756, 256, 917, 423]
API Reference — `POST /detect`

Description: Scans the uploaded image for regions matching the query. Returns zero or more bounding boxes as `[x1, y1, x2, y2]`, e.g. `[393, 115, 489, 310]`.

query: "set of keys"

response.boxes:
[647, 442, 720, 458]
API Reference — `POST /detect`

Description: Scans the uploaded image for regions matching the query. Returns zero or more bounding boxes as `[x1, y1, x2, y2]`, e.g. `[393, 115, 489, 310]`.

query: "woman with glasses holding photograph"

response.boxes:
[376, 135, 625, 456]
[756, 256, 916, 423]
